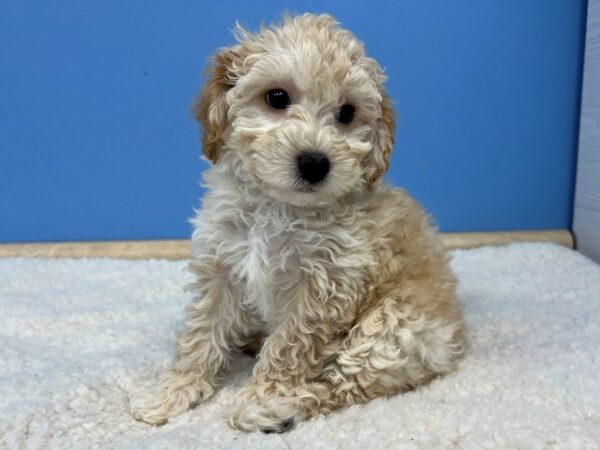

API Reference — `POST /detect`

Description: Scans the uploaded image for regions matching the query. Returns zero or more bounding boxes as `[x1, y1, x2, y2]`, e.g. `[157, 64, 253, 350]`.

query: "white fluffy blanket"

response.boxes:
[1, 243, 600, 449]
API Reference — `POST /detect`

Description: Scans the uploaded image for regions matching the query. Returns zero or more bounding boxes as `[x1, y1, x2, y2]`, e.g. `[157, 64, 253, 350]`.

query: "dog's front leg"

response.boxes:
[229, 277, 359, 433]
[131, 259, 249, 425]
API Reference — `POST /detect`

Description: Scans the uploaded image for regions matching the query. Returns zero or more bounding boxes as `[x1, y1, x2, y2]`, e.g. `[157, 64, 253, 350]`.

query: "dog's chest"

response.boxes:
[195, 184, 374, 330]
[232, 212, 306, 327]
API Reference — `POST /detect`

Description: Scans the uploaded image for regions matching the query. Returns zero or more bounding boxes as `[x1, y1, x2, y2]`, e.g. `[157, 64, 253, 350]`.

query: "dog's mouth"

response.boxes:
[292, 177, 325, 194]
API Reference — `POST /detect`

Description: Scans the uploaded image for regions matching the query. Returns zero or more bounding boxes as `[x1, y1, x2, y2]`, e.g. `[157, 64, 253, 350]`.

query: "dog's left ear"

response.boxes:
[364, 91, 395, 188]
[192, 48, 238, 164]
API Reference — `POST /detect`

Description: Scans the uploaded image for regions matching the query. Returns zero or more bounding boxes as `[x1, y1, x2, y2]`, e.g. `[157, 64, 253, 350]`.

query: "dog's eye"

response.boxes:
[265, 89, 291, 109]
[337, 104, 355, 124]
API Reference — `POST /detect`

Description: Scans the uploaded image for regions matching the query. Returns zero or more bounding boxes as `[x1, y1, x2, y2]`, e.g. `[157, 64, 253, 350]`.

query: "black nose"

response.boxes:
[297, 152, 330, 184]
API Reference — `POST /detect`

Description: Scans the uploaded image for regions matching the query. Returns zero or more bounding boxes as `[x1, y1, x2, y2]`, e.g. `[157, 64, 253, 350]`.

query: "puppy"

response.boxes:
[131, 13, 465, 433]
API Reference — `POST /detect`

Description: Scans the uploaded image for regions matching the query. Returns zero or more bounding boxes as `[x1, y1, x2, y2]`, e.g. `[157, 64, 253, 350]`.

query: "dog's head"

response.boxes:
[194, 14, 395, 206]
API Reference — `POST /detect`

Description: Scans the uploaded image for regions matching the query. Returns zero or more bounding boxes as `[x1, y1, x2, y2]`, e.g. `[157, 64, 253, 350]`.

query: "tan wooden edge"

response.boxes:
[441, 229, 573, 250]
[0, 230, 573, 259]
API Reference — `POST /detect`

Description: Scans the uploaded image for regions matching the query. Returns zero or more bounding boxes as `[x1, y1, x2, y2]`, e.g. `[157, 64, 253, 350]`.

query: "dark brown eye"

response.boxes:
[265, 89, 290, 109]
[337, 104, 355, 124]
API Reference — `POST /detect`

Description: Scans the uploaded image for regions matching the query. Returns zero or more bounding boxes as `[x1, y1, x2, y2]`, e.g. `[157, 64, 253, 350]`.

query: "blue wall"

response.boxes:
[0, 0, 587, 242]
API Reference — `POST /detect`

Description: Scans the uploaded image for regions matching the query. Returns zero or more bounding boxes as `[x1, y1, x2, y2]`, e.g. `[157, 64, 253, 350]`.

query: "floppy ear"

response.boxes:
[364, 92, 396, 188]
[192, 49, 238, 164]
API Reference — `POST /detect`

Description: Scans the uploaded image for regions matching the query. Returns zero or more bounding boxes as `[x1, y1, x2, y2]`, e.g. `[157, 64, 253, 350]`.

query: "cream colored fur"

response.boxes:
[130, 13, 465, 433]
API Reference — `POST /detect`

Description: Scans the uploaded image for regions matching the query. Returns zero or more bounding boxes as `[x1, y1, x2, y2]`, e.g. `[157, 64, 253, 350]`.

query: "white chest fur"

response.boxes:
[190, 159, 374, 331]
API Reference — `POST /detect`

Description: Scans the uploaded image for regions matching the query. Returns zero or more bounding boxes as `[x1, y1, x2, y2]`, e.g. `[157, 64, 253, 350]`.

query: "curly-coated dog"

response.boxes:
[131, 13, 465, 433]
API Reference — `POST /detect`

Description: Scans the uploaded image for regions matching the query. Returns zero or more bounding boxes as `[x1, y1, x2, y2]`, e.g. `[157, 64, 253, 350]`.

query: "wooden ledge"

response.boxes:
[0, 240, 190, 260]
[0, 230, 573, 259]
[441, 229, 573, 250]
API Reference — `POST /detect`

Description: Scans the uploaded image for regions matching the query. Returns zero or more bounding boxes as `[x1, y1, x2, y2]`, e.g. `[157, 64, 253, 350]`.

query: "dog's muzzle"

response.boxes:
[297, 152, 330, 184]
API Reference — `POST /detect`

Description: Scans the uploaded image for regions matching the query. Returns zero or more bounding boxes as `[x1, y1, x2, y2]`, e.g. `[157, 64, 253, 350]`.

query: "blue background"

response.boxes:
[0, 0, 587, 242]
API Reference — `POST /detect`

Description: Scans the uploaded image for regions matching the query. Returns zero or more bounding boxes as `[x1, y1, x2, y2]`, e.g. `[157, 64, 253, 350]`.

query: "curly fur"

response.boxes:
[130, 13, 465, 433]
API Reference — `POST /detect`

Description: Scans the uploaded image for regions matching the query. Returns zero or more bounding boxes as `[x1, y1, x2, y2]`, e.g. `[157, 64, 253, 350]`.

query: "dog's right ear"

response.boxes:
[192, 49, 238, 164]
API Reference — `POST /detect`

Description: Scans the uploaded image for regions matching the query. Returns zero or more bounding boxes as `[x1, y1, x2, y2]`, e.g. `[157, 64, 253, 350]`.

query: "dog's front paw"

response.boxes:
[129, 371, 210, 425]
[130, 390, 177, 426]
[228, 394, 302, 433]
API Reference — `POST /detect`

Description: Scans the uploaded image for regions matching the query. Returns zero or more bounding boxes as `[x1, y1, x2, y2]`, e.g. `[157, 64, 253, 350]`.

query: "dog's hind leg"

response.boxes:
[324, 295, 463, 415]
[229, 293, 464, 432]
[311, 295, 465, 415]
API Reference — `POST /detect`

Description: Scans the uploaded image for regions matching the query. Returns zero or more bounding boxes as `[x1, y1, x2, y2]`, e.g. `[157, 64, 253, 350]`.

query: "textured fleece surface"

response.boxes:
[1, 243, 599, 450]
